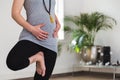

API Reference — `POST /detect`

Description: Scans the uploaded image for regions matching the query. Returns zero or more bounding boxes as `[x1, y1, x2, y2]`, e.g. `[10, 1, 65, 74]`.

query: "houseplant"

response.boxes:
[64, 12, 116, 63]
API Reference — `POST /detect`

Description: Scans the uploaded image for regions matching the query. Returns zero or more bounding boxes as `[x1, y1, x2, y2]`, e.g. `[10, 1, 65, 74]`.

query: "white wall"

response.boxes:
[65, 0, 120, 63]
[0, 0, 36, 79]
[1, 0, 120, 79]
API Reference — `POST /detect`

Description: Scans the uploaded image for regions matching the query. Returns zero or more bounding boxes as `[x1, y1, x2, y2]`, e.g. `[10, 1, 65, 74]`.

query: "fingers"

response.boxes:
[53, 23, 60, 38]
[40, 29, 48, 35]
[37, 30, 48, 40]
[33, 23, 61, 40]
[54, 22, 61, 33]
[54, 26, 60, 32]
[56, 23, 61, 31]
[37, 23, 45, 28]
[53, 31, 58, 38]
[33, 23, 49, 40]
[36, 34, 48, 40]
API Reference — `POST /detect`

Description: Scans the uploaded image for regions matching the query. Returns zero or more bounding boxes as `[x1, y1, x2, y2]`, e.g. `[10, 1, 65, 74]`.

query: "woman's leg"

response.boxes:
[6, 40, 45, 72]
[34, 49, 57, 80]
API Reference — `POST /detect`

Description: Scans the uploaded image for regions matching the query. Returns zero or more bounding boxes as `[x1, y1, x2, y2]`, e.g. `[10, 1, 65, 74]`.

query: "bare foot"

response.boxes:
[36, 52, 46, 77]
[29, 51, 46, 76]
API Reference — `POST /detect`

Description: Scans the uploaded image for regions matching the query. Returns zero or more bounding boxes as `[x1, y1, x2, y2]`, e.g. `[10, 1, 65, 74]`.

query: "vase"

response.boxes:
[80, 45, 103, 64]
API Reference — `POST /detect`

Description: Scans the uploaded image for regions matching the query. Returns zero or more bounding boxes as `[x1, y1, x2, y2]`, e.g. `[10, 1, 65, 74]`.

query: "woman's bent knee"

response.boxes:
[6, 57, 19, 71]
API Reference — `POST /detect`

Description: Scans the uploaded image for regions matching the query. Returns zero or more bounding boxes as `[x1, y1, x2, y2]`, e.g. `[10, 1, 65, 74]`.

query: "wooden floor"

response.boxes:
[15, 72, 120, 80]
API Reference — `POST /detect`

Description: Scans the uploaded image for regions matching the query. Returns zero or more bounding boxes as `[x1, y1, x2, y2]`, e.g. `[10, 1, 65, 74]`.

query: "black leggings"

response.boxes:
[6, 40, 57, 80]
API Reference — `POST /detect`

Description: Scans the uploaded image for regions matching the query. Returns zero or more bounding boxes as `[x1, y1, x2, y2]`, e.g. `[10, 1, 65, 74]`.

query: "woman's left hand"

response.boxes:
[53, 22, 61, 38]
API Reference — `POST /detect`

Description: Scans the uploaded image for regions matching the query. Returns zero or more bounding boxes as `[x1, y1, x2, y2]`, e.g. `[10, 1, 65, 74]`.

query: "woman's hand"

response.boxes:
[31, 24, 48, 40]
[53, 22, 61, 38]
[53, 15, 61, 38]
[11, 0, 49, 41]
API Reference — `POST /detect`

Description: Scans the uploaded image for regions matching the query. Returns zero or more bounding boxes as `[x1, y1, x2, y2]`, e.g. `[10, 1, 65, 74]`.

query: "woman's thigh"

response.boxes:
[6, 40, 43, 70]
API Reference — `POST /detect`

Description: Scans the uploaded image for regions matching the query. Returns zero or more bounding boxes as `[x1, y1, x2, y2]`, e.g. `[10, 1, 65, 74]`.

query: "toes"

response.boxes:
[37, 69, 42, 75]
[36, 61, 46, 77]
[41, 68, 46, 77]
[36, 67, 46, 77]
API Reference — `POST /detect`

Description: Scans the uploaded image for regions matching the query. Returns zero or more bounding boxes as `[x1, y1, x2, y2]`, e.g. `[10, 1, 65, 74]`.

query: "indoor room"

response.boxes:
[0, 0, 120, 80]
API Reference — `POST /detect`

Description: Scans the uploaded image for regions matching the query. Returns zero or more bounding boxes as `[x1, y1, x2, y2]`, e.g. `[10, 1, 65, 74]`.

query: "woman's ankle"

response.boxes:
[28, 51, 44, 64]
[29, 55, 37, 64]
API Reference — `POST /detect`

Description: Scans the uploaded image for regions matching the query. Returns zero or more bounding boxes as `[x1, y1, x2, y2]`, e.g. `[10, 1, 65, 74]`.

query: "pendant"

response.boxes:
[49, 15, 54, 23]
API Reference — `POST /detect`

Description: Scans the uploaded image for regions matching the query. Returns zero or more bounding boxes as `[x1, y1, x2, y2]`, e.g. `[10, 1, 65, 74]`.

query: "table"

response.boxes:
[72, 64, 120, 80]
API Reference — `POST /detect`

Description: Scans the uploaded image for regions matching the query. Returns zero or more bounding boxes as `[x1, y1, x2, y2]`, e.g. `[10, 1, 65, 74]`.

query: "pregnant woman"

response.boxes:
[6, 0, 60, 80]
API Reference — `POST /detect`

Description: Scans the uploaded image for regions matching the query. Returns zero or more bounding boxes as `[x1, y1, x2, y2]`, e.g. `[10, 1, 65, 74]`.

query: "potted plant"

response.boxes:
[64, 12, 116, 63]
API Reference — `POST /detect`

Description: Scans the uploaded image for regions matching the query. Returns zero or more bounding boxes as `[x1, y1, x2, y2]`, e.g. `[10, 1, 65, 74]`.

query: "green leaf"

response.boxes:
[64, 11, 117, 53]
[74, 45, 80, 53]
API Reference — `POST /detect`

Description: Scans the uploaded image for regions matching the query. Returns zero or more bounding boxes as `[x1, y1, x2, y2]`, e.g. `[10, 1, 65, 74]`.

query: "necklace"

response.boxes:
[43, 0, 54, 23]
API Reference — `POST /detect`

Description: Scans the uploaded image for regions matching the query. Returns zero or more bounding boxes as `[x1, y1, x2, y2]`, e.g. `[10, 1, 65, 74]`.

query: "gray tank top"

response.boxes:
[19, 0, 58, 53]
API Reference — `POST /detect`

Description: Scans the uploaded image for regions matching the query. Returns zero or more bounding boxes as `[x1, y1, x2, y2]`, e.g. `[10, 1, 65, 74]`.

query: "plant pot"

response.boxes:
[80, 45, 103, 64]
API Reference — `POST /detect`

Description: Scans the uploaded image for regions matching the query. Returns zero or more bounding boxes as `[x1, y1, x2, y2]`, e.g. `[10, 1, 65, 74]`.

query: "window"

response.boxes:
[55, 0, 64, 40]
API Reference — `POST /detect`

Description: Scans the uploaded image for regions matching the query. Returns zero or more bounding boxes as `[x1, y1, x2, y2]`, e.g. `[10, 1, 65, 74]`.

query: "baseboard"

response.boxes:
[3, 64, 118, 80]
[51, 72, 73, 78]
[15, 71, 116, 80]
[51, 71, 113, 78]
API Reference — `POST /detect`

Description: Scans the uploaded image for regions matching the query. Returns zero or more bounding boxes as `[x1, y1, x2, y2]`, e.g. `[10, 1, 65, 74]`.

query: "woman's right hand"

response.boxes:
[31, 24, 48, 40]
